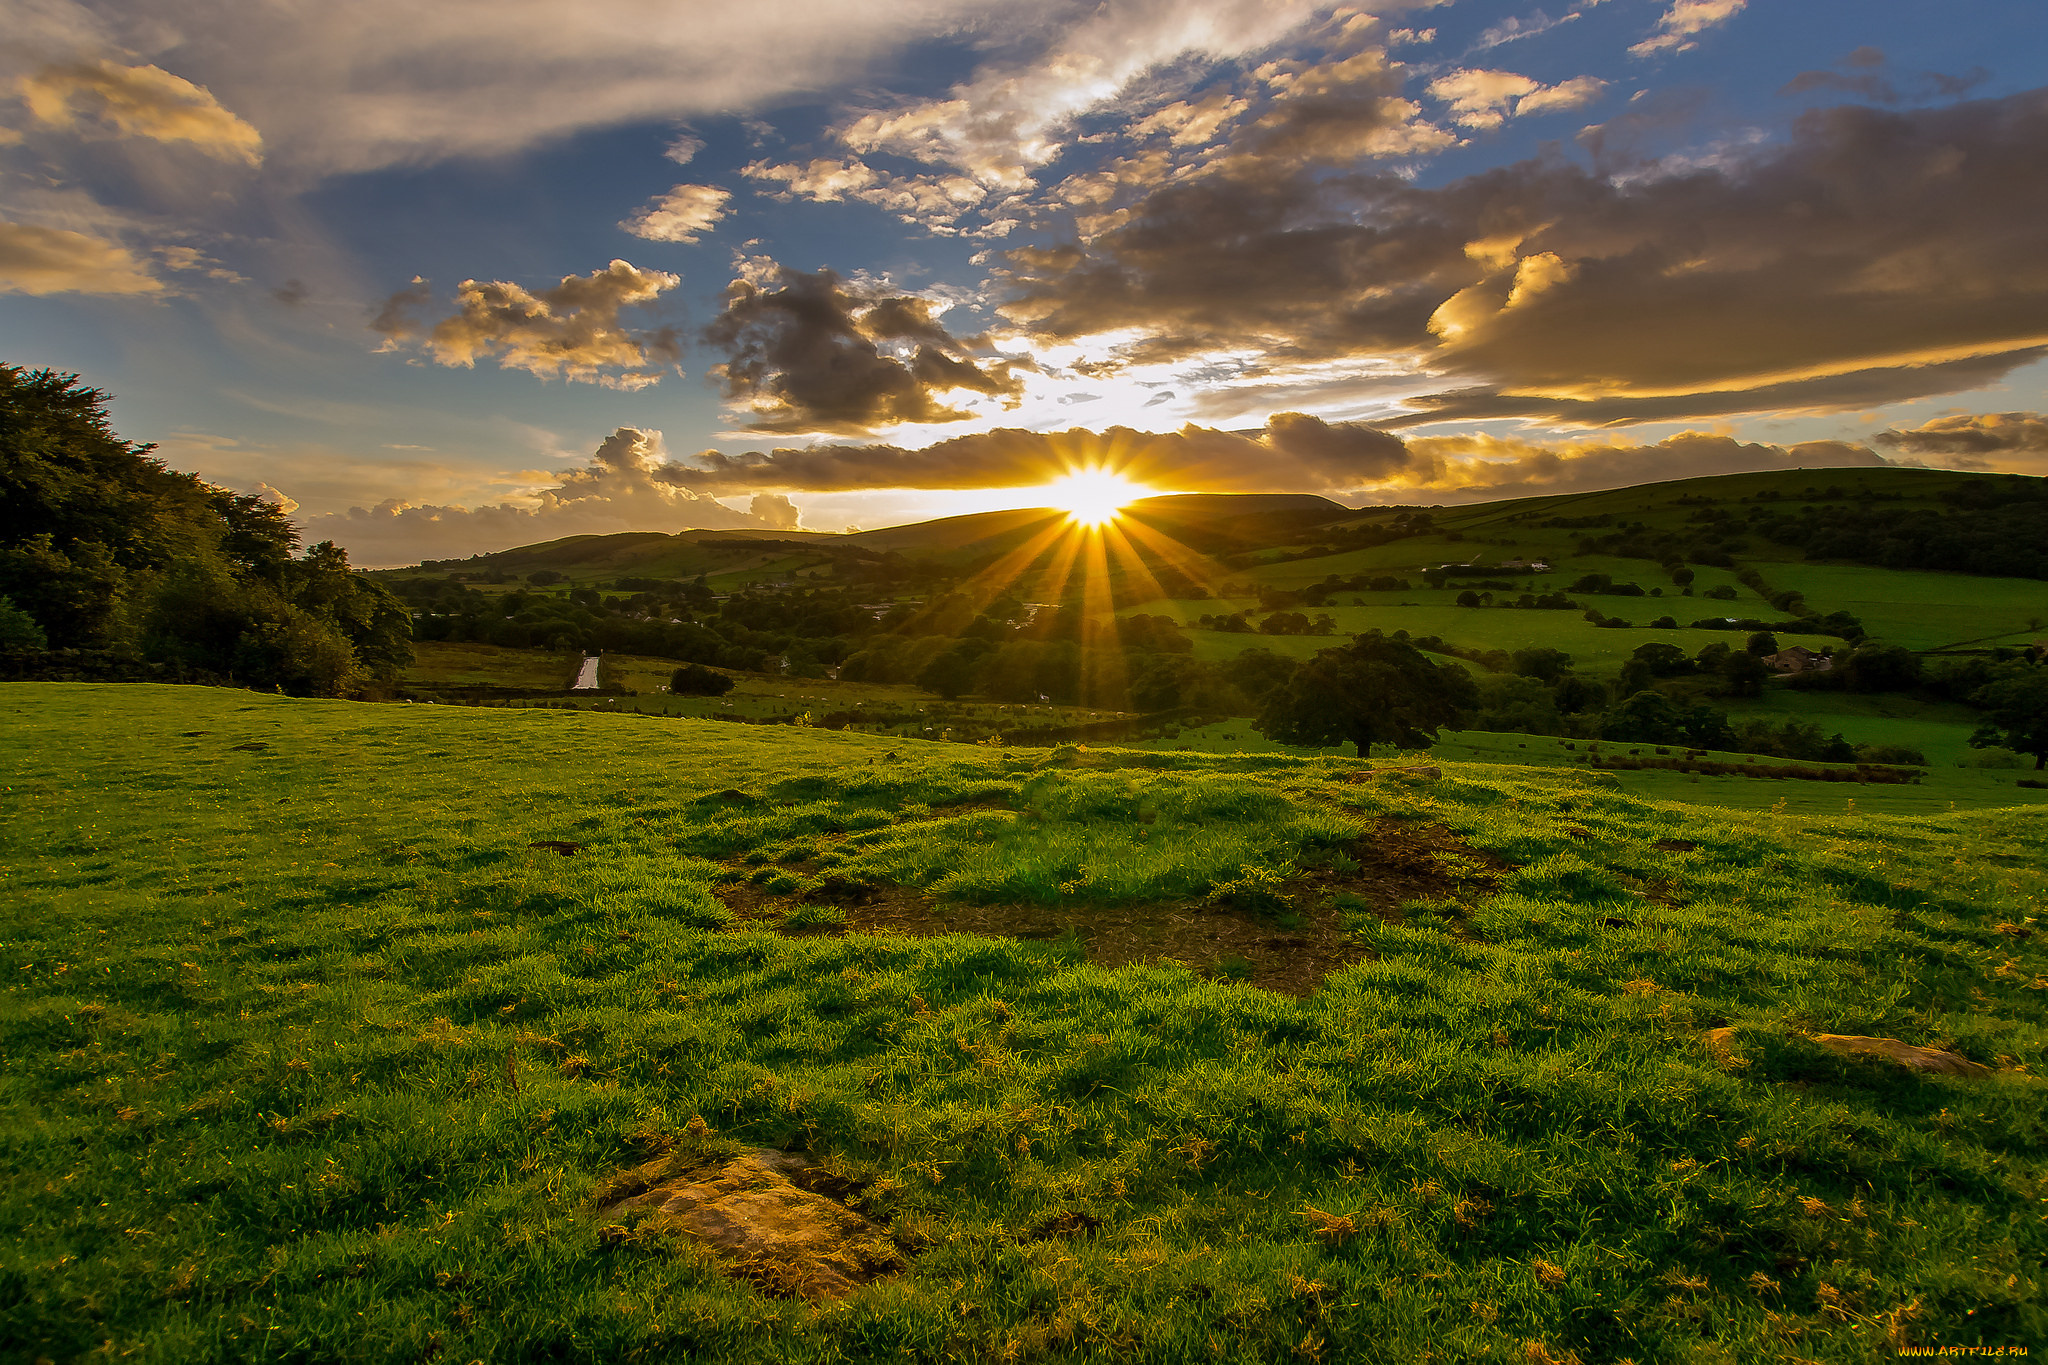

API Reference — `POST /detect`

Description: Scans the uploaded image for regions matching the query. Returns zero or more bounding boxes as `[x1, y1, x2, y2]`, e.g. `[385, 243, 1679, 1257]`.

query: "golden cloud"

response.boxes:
[372, 261, 683, 390]
[20, 60, 262, 164]
[0, 221, 162, 296]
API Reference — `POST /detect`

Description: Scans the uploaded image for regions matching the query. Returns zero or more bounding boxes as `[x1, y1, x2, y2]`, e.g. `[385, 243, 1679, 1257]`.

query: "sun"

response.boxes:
[1043, 467, 1147, 527]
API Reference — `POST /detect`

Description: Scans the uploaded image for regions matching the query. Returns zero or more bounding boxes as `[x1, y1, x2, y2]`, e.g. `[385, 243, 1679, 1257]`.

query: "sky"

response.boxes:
[3, 0, 2046, 565]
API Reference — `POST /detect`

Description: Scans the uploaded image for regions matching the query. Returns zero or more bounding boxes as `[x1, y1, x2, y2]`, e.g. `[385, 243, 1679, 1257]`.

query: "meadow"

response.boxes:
[3, 683, 2043, 1363]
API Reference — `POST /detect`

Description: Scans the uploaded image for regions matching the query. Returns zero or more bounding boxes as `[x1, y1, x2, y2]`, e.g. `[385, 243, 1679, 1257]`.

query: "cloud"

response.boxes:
[18, 59, 263, 163]
[635, 415, 1912, 513]
[1511, 75, 1607, 117]
[1630, 0, 1746, 58]
[1231, 48, 1454, 169]
[663, 133, 705, 166]
[743, 158, 989, 229]
[1873, 412, 2048, 470]
[650, 412, 1430, 496]
[1471, 9, 1579, 52]
[835, 0, 1330, 189]
[297, 426, 774, 567]
[0, 220, 162, 295]
[1427, 68, 1605, 129]
[702, 263, 1026, 433]
[373, 260, 683, 390]
[749, 492, 802, 529]
[1379, 349, 2048, 429]
[618, 184, 731, 243]
[1129, 89, 1250, 148]
[26, 0, 1026, 178]
[1399, 429, 1888, 503]
[250, 481, 298, 515]
[998, 87, 2048, 427]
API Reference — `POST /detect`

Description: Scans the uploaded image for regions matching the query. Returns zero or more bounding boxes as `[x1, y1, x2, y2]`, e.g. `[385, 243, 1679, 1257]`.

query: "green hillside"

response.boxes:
[3, 684, 2043, 1362]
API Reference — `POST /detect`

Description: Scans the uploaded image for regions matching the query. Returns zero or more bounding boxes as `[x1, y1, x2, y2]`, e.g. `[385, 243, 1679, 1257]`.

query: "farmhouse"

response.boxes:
[1766, 645, 1833, 674]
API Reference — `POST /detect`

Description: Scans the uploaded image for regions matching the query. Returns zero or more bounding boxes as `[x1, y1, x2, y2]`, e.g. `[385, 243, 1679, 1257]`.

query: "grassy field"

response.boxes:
[3, 683, 2044, 1363]
[408, 642, 587, 690]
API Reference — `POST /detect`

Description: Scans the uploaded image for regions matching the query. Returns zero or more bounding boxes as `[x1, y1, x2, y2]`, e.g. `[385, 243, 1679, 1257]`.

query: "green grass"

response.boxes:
[408, 642, 585, 689]
[1753, 564, 2048, 651]
[3, 684, 2044, 1363]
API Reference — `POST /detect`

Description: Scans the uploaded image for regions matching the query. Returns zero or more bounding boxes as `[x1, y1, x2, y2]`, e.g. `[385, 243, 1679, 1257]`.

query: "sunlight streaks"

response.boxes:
[1043, 466, 1147, 526]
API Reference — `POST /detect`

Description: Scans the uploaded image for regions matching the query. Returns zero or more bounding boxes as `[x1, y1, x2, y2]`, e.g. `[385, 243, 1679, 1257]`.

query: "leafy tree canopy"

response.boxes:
[0, 366, 411, 694]
[1254, 631, 1477, 757]
[1970, 662, 2048, 769]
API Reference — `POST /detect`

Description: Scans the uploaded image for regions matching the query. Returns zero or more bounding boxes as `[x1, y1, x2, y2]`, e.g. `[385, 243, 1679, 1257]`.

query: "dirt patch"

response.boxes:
[715, 819, 1508, 997]
[594, 1148, 901, 1298]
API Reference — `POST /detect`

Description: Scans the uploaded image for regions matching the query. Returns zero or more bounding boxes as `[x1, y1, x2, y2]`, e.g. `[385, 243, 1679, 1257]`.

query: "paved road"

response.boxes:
[572, 655, 600, 690]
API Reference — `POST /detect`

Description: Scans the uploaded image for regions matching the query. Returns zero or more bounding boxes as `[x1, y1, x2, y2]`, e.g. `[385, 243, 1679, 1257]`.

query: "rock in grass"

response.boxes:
[1810, 1034, 1991, 1077]
[595, 1150, 900, 1299]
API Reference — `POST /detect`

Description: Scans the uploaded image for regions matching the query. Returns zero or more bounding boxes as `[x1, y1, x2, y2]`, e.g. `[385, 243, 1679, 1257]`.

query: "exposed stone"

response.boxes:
[594, 1149, 900, 1298]
[1810, 1034, 1992, 1077]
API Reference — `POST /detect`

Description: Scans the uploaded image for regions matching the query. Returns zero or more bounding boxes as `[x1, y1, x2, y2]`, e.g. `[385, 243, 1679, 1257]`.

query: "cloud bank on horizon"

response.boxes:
[4, 0, 2046, 563]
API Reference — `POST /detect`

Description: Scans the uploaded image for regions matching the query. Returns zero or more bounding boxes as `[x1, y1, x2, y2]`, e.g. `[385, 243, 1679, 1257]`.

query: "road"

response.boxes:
[572, 655, 600, 690]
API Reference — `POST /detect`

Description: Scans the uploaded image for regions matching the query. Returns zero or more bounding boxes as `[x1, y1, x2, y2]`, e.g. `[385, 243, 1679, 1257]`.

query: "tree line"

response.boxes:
[0, 367, 411, 695]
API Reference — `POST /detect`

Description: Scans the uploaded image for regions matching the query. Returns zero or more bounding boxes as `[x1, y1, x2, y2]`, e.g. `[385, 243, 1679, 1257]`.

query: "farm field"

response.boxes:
[3, 683, 2043, 1363]
[1753, 564, 2048, 651]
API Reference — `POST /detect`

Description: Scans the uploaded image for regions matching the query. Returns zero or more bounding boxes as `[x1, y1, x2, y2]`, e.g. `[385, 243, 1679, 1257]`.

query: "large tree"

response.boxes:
[1254, 631, 1477, 757]
[1970, 663, 2048, 769]
[0, 365, 412, 694]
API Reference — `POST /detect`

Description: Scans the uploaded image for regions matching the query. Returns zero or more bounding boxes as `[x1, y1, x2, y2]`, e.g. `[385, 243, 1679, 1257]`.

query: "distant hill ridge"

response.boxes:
[393, 468, 2047, 583]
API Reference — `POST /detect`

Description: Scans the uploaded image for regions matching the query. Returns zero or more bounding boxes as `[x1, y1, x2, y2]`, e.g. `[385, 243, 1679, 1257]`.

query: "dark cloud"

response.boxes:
[1873, 412, 2048, 466]
[1781, 47, 1898, 103]
[1001, 87, 2048, 426]
[1381, 350, 2048, 429]
[702, 265, 1026, 434]
[1400, 431, 1890, 505]
[1263, 411, 1416, 481]
[369, 276, 431, 340]
[644, 413, 1887, 505]
[653, 414, 1436, 497]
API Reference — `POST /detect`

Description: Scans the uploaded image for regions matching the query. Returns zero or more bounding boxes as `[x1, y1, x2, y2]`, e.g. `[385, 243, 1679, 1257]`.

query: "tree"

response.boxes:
[670, 663, 733, 696]
[1511, 647, 1574, 683]
[1745, 632, 1779, 656]
[1970, 664, 2048, 768]
[0, 365, 412, 694]
[1601, 691, 1737, 749]
[1716, 649, 1772, 698]
[1838, 643, 1922, 693]
[0, 593, 47, 650]
[1254, 631, 1477, 757]
[917, 649, 975, 700]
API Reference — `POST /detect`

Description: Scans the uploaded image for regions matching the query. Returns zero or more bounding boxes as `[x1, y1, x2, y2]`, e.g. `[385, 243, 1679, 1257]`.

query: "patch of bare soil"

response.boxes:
[715, 819, 1508, 997]
[594, 1149, 901, 1298]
